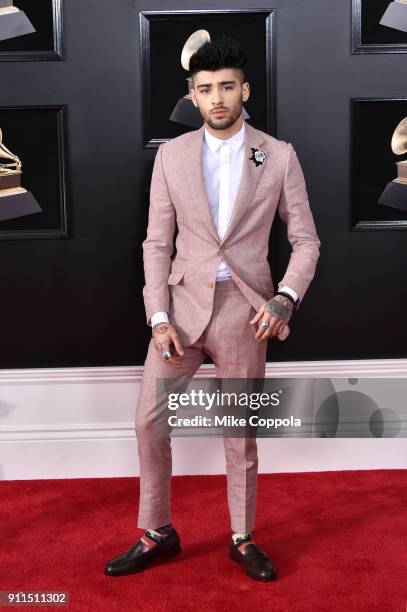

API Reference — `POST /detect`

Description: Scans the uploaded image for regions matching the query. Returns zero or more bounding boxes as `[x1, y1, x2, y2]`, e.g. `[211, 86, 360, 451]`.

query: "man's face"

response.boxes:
[190, 67, 250, 131]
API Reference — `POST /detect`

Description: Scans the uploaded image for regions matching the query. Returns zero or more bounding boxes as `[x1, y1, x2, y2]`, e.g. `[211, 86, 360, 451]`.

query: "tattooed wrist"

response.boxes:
[265, 295, 293, 319]
[153, 323, 169, 334]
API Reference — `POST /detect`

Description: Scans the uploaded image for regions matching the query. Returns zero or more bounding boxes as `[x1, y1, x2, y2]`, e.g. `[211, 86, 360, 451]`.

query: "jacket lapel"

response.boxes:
[183, 124, 219, 242]
[222, 121, 266, 243]
[182, 120, 267, 243]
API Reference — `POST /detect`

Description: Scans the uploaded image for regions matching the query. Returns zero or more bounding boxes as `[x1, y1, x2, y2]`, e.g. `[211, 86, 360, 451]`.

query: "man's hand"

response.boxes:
[152, 322, 184, 365]
[249, 294, 293, 341]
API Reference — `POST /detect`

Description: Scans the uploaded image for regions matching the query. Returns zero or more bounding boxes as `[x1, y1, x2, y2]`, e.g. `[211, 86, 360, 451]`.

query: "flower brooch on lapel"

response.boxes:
[249, 147, 267, 167]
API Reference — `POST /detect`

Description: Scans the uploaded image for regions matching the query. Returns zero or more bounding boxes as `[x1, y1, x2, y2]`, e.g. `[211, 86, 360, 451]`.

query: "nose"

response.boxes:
[211, 85, 224, 106]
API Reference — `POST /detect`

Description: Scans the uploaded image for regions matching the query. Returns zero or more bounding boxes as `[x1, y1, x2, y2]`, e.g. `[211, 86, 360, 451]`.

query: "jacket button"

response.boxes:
[218, 244, 225, 253]
[208, 281, 214, 288]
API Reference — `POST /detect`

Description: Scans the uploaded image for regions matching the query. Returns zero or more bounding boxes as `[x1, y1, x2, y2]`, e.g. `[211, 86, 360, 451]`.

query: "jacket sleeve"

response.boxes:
[277, 142, 321, 309]
[142, 143, 176, 325]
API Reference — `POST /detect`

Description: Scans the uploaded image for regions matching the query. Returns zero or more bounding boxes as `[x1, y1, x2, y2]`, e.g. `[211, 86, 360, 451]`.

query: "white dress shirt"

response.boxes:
[150, 121, 298, 328]
[203, 120, 246, 280]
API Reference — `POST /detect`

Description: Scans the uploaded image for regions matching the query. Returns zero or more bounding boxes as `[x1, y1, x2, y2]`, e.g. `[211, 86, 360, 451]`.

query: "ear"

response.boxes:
[190, 88, 198, 108]
[242, 81, 250, 103]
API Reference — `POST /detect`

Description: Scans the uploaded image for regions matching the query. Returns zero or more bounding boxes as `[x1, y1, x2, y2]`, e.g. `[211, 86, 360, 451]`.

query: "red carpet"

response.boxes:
[1, 469, 406, 611]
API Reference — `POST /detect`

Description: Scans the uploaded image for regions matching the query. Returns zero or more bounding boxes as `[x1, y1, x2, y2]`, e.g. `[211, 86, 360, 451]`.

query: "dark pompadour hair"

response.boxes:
[189, 33, 246, 83]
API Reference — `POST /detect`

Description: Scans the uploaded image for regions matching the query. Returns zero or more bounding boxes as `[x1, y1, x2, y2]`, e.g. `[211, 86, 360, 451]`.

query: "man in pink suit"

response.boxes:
[105, 34, 320, 581]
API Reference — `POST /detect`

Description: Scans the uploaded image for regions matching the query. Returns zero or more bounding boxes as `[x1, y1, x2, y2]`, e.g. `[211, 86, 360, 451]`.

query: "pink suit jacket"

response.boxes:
[142, 120, 321, 348]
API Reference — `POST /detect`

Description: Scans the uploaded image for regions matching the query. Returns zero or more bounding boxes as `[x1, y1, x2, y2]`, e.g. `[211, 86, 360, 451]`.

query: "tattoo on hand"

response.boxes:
[153, 324, 169, 335]
[265, 295, 293, 319]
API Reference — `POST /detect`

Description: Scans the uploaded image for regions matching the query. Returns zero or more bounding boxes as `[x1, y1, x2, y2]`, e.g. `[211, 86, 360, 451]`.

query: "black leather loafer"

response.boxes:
[229, 538, 278, 581]
[104, 529, 181, 576]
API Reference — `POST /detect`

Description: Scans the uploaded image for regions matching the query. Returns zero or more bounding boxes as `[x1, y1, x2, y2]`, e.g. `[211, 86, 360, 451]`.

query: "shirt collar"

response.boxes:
[204, 120, 245, 153]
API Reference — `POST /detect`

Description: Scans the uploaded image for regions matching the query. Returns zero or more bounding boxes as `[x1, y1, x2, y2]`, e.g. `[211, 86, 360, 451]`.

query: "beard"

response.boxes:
[199, 99, 243, 131]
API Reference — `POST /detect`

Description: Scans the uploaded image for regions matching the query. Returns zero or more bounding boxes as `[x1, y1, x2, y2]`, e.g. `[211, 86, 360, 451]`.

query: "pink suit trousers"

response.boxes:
[135, 278, 268, 533]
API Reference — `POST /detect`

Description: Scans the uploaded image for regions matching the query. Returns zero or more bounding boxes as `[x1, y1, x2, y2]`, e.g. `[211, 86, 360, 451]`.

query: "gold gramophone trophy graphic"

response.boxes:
[0, 0, 35, 42]
[0, 128, 42, 222]
[379, 0, 407, 33]
[378, 117, 407, 212]
[169, 29, 250, 128]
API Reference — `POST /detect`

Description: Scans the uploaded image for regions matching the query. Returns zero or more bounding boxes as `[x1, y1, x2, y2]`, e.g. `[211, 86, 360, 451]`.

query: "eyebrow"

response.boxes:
[196, 81, 236, 88]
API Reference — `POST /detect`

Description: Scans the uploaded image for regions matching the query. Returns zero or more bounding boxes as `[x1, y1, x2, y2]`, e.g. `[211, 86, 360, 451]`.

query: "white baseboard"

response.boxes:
[1, 359, 406, 480]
